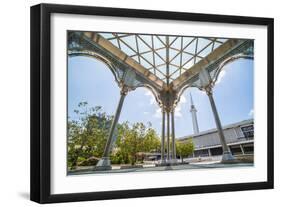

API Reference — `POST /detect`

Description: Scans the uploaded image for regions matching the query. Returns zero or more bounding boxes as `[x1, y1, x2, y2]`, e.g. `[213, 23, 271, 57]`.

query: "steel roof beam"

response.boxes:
[170, 39, 247, 91]
[82, 32, 167, 91]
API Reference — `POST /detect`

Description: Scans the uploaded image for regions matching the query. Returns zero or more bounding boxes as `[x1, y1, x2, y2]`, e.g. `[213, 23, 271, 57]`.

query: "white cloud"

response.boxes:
[143, 111, 149, 115]
[216, 70, 226, 84]
[153, 108, 162, 118]
[195, 88, 206, 95]
[143, 89, 162, 118]
[144, 89, 156, 105]
[174, 95, 187, 117]
[248, 109, 254, 117]
[179, 95, 187, 103]
[144, 89, 187, 119]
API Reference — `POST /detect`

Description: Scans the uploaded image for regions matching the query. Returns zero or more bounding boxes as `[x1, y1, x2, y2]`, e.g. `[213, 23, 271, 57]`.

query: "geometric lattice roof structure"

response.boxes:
[99, 33, 228, 83]
[68, 31, 253, 98]
[68, 30, 254, 168]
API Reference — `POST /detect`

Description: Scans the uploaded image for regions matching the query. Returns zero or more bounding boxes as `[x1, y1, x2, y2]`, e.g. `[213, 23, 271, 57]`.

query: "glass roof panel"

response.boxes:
[154, 53, 165, 66]
[182, 37, 195, 46]
[213, 41, 222, 50]
[170, 70, 180, 80]
[170, 37, 181, 49]
[217, 38, 228, 43]
[139, 56, 153, 68]
[156, 48, 166, 60]
[169, 49, 178, 62]
[132, 56, 140, 63]
[109, 39, 119, 48]
[170, 54, 181, 66]
[195, 56, 202, 64]
[119, 41, 136, 56]
[169, 65, 179, 75]
[142, 52, 154, 65]
[198, 44, 213, 57]
[120, 35, 138, 51]
[168, 36, 177, 45]
[182, 52, 193, 62]
[157, 65, 167, 75]
[137, 37, 151, 53]
[157, 36, 166, 46]
[155, 70, 166, 80]
[99, 32, 229, 82]
[99, 33, 115, 39]
[153, 36, 165, 49]
[184, 40, 197, 55]
[197, 38, 212, 53]
[182, 58, 194, 70]
[139, 35, 153, 48]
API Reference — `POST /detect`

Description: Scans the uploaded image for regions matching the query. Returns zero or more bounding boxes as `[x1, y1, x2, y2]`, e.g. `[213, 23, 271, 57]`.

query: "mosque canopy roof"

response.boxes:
[99, 33, 228, 83]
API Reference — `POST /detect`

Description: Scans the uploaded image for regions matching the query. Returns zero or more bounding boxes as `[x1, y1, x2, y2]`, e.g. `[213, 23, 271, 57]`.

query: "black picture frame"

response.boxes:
[30, 3, 274, 204]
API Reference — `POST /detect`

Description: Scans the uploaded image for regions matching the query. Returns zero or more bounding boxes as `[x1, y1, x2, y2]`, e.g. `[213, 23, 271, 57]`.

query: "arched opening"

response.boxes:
[67, 56, 120, 169]
[68, 56, 120, 120]
[174, 58, 253, 160]
[175, 58, 253, 138]
[212, 58, 254, 125]
[116, 87, 162, 164]
[119, 87, 161, 132]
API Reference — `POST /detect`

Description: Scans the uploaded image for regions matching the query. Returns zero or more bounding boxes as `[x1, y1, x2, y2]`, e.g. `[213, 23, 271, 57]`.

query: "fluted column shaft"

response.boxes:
[166, 112, 170, 161]
[171, 110, 176, 160]
[161, 108, 166, 162]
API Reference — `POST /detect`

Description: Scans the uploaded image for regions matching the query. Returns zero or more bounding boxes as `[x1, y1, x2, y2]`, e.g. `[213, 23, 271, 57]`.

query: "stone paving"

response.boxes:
[68, 162, 253, 176]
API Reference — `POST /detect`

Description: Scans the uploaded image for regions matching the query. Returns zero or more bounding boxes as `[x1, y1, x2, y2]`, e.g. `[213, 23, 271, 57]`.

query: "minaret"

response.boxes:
[190, 93, 199, 134]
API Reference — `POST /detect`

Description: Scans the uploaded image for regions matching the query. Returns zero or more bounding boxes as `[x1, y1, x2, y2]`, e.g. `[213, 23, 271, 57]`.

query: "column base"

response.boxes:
[160, 159, 178, 166]
[156, 159, 167, 166]
[221, 151, 236, 164]
[95, 157, 112, 171]
[160, 159, 167, 164]
[169, 159, 178, 165]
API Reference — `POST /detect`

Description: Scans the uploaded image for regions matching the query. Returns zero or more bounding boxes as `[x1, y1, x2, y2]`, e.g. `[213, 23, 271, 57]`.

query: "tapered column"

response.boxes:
[240, 144, 245, 155]
[166, 112, 170, 162]
[208, 148, 211, 157]
[206, 88, 235, 162]
[96, 87, 128, 170]
[171, 110, 176, 162]
[161, 108, 166, 163]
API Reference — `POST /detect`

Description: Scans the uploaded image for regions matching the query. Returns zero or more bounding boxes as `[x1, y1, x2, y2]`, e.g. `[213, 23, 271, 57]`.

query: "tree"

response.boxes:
[68, 102, 161, 168]
[122, 122, 145, 165]
[112, 122, 161, 165]
[67, 102, 112, 169]
[142, 127, 161, 153]
[176, 139, 194, 163]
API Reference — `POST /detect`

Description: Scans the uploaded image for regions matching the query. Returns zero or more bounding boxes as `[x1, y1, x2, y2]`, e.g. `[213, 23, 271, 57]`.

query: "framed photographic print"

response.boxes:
[30, 3, 274, 203]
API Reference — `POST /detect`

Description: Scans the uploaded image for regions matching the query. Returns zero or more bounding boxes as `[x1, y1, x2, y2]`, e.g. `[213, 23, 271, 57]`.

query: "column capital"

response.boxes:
[120, 84, 132, 96]
[204, 85, 213, 96]
[170, 107, 176, 113]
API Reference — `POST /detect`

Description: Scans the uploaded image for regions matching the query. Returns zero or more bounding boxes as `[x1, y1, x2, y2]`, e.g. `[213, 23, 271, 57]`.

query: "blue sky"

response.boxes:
[68, 56, 253, 138]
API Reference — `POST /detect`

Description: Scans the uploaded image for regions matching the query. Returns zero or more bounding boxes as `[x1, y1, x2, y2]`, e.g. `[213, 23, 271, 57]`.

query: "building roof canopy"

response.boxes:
[99, 33, 228, 83]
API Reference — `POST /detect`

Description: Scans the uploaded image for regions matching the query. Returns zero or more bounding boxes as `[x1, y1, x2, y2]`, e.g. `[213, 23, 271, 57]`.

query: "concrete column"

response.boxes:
[240, 144, 245, 155]
[166, 112, 170, 162]
[208, 148, 211, 157]
[96, 87, 128, 170]
[206, 88, 235, 162]
[171, 110, 176, 163]
[161, 108, 166, 163]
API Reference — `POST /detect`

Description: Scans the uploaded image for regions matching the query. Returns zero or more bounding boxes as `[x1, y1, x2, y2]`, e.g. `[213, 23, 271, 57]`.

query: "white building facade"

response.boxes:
[178, 119, 254, 158]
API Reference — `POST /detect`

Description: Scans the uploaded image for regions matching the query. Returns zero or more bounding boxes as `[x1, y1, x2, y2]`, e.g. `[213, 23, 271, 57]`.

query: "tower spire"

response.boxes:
[190, 93, 199, 134]
[190, 93, 194, 106]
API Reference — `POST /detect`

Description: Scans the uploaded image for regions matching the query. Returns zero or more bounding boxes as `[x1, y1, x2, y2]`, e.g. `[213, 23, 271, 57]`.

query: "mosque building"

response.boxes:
[178, 94, 254, 161]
